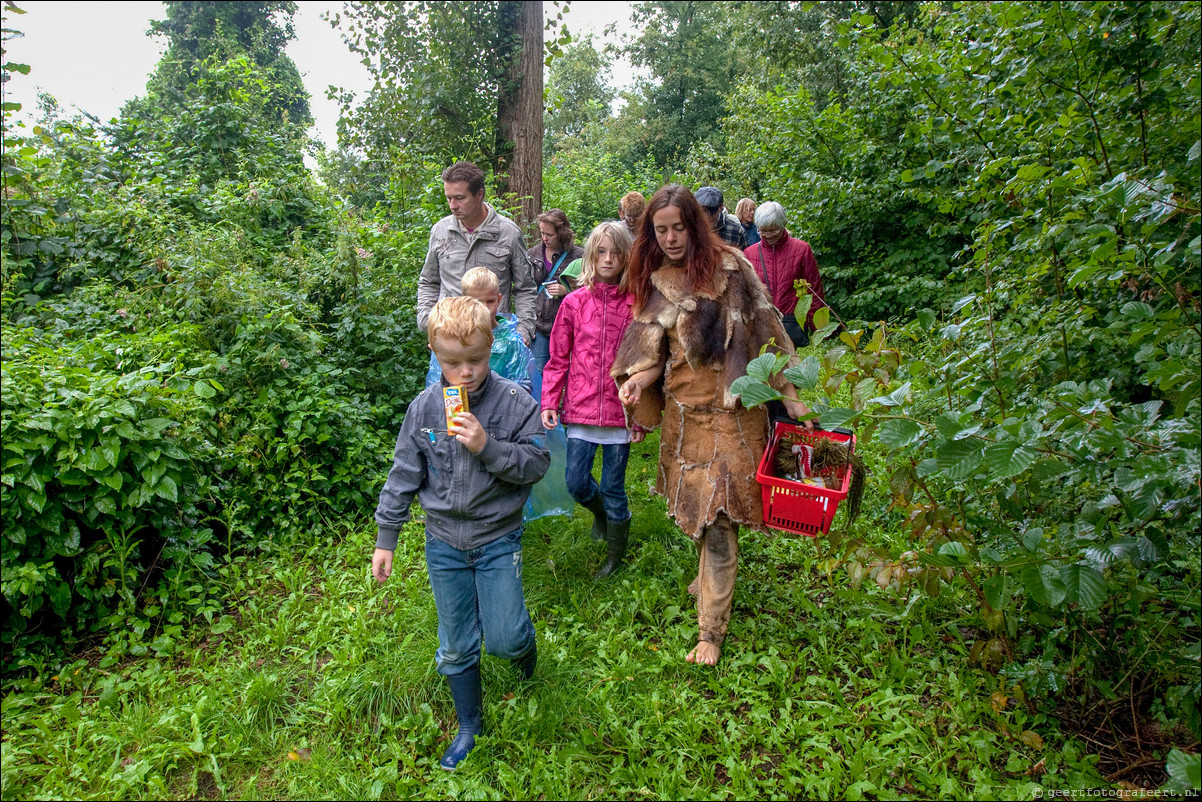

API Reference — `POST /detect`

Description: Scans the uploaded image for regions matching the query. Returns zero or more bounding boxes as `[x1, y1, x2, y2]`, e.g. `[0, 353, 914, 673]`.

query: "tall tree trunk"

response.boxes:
[496, 0, 543, 235]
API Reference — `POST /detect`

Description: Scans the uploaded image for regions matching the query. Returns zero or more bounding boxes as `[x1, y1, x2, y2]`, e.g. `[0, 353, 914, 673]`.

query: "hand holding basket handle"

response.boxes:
[776, 387, 817, 430]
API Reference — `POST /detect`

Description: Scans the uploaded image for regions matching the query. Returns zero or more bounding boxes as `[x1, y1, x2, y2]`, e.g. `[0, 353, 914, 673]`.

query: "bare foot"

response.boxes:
[686, 641, 721, 666]
[686, 575, 699, 596]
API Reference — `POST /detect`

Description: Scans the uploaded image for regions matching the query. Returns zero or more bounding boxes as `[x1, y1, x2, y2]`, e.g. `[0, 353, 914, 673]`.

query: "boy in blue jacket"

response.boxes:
[372, 295, 550, 771]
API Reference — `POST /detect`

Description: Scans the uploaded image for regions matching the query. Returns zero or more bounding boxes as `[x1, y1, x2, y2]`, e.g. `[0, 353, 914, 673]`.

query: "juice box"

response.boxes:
[443, 385, 468, 430]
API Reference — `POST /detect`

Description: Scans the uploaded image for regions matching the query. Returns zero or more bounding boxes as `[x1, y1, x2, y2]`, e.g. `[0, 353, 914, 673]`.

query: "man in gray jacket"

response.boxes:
[417, 161, 538, 344]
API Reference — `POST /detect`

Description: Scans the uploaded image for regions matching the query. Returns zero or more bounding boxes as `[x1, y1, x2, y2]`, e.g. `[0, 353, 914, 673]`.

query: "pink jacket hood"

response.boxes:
[541, 282, 634, 428]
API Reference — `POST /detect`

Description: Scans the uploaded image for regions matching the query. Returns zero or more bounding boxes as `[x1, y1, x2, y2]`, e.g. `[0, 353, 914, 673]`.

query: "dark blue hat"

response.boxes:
[695, 186, 723, 210]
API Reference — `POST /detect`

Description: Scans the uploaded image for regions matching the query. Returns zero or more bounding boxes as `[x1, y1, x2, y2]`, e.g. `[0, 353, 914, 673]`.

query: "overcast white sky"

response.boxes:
[2, 1, 636, 148]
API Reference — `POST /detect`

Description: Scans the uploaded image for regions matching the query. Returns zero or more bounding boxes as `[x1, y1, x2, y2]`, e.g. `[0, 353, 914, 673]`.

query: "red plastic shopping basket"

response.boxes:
[755, 421, 856, 536]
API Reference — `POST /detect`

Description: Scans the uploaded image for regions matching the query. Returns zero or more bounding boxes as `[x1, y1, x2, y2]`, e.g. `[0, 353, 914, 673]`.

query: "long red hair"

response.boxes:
[627, 184, 728, 313]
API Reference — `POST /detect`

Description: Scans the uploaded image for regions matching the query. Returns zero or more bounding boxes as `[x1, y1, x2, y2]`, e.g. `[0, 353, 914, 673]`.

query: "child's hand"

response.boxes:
[618, 377, 642, 408]
[631, 429, 645, 444]
[541, 409, 559, 429]
[450, 412, 488, 453]
[372, 548, 394, 584]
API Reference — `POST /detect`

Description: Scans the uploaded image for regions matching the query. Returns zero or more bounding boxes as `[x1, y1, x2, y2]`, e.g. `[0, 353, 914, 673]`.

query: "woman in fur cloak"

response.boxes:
[612, 185, 815, 666]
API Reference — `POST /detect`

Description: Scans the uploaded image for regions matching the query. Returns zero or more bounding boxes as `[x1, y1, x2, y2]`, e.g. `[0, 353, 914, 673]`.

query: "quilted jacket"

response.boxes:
[540, 282, 634, 429]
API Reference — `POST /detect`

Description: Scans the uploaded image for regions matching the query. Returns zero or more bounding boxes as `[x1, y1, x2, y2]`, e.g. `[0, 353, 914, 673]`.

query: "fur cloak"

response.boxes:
[611, 249, 796, 539]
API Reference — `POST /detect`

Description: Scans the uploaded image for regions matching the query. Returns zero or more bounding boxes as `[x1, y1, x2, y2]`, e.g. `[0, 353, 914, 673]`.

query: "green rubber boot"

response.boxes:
[594, 516, 631, 580]
[581, 492, 607, 542]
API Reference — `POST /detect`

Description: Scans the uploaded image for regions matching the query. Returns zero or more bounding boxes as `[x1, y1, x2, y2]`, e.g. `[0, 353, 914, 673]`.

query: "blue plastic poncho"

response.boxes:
[425, 315, 573, 521]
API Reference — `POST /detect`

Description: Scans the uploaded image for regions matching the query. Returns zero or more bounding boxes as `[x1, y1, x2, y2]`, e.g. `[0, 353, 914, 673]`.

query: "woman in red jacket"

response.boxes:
[743, 201, 827, 349]
[541, 221, 644, 580]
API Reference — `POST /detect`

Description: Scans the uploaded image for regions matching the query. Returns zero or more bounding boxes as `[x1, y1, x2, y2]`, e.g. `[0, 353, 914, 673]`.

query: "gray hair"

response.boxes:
[754, 201, 787, 230]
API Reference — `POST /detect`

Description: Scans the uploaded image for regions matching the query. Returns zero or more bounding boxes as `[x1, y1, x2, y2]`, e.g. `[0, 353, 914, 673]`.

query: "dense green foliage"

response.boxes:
[1, 8, 429, 672]
[721, 1, 1201, 783]
[2, 0, 1199, 797]
[142, 1, 312, 130]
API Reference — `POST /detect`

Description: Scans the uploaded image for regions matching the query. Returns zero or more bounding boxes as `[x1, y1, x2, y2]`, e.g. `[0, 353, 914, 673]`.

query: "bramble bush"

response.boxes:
[1, 304, 221, 665]
[728, 0, 1201, 767]
[1, 45, 430, 671]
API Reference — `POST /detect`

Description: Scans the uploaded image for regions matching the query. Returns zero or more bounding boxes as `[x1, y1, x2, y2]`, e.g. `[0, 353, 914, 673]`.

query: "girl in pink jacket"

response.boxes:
[541, 221, 643, 580]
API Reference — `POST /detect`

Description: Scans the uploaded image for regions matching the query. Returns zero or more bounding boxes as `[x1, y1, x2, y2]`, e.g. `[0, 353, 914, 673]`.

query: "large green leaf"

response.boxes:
[155, 475, 179, 502]
[730, 376, 784, 408]
[1164, 748, 1202, 794]
[982, 574, 1013, 609]
[811, 321, 840, 345]
[983, 441, 1036, 479]
[1136, 532, 1168, 565]
[795, 292, 814, 328]
[877, 418, 923, 450]
[783, 356, 821, 391]
[937, 541, 970, 564]
[743, 352, 789, 384]
[935, 411, 974, 442]
[935, 438, 984, 481]
[1022, 564, 1067, 608]
[868, 381, 911, 408]
[916, 458, 940, 478]
[819, 408, 859, 428]
[1059, 564, 1108, 610]
[47, 579, 71, 617]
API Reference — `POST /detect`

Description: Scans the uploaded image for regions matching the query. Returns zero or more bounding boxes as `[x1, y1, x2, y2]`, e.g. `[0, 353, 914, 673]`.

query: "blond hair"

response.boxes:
[579, 221, 634, 291]
[427, 296, 495, 347]
[461, 266, 500, 296]
[735, 197, 756, 220]
[619, 191, 645, 221]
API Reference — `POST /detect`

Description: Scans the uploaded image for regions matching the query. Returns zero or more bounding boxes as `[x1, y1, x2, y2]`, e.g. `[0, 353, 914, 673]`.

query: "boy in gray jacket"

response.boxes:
[372, 296, 551, 771]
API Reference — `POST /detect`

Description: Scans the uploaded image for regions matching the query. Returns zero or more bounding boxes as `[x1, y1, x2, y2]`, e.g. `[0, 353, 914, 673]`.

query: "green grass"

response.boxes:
[0, 432, 1109, 800]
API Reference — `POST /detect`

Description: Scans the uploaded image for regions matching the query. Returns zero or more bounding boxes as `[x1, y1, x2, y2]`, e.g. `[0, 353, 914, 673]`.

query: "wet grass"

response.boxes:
[0, 433, 1108, 800]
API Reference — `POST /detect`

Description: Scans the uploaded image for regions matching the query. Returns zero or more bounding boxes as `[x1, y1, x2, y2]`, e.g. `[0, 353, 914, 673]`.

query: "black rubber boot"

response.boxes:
[581, 491, 607, 542]
[512, 641, 537, 680]
[439, 666, 483, 771]
[594, 516, 631, 580]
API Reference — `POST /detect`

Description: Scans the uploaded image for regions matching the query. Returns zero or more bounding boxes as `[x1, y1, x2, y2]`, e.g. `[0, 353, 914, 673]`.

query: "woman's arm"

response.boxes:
[617, 364, 665, 408]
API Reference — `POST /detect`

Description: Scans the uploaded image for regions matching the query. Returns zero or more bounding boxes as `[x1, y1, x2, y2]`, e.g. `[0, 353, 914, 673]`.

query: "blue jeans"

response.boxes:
[564, 438, 631, 522]
[530, 333, 551, 401]
[425, 529, 535, 676]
